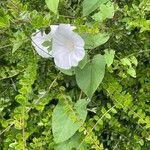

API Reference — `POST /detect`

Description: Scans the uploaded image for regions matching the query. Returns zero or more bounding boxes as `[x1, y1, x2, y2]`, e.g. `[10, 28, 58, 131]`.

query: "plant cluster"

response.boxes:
[0, 0, 150, 150]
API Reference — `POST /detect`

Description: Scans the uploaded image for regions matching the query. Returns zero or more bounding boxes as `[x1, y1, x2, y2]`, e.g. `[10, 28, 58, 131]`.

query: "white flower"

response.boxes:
[31, 24, 85, 70]
[51, 24, 85, 69]
[31, 30, 52, 58]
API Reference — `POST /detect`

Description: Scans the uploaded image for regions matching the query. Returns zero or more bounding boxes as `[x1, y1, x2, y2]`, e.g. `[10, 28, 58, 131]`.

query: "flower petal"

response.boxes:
[50, 25, 58, 36]
[72, 33, 85, 47]
[54, 52, 72, 69]
[73, 47, 85, 61]
[31, 30, 52, 58]
[50, 24, 85, 69]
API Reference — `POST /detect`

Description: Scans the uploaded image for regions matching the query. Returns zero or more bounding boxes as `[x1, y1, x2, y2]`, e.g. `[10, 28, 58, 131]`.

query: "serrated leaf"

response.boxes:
[76, 54, 106, 98]
[52, 99, 88, 143]
[45, 0, 59, 14]
[104, 49, 115, 67]
[83, 0, 108, 16]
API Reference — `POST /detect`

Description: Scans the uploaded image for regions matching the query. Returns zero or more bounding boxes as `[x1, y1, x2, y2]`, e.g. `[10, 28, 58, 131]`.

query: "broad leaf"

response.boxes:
[76, 54, 106, 98]
[83, 33, 110, 49]
[52, 99, 89, 143]
[83, 0, 108, 16]
[58, 68, 75, 76]
[104, 49, 115, 67]
[55, 133, 87, 150]
[45, 0, 59, 14]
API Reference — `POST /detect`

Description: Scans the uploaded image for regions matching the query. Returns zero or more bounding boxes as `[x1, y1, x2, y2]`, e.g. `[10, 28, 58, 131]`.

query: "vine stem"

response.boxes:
[78, 90, 83, 100]
[77, 105, 116, 150]
[27, 72, 60, 113]
[126, 49, 150, 58]
[0, 73, 60, 138]
[0, 123, 14, 135]
[22, 108, 25, 150]
[61, 93, 100, 149]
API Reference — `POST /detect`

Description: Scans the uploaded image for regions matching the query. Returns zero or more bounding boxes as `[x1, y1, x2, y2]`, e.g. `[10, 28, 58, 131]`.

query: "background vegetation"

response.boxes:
[0, 0, 150, 149]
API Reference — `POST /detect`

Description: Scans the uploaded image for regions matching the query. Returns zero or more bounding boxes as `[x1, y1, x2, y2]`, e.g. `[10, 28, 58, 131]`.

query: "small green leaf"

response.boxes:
[0, 16, 10, 28]
[45, 0, 59, 14]
[105, 113, 111, 119]
[76, 54, 106, 98]
[104, 49, 115, 67]
[127, 67, 136, 78]
[121, 58, 132, 67]
[52, 99, 89, 143]
[12, 31, 27, 53]
[42, 40, 51, 47]
[93, 1, 115, 22]
[130, 56, 138, 66]
[12, 42, 23, 53]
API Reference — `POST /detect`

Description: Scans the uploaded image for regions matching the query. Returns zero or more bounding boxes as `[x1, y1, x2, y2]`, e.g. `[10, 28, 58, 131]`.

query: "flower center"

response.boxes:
[66, 41, 75, 52]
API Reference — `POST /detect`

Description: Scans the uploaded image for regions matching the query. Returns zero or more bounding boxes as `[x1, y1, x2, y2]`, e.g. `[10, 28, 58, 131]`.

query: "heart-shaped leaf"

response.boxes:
[76, 54, 106, 98]
[52, 99, 88, 143]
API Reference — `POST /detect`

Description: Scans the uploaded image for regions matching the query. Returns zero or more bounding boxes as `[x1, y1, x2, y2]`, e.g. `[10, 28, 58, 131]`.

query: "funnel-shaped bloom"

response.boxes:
[31, 24, 85, 69]
[51, 24, 85, 69]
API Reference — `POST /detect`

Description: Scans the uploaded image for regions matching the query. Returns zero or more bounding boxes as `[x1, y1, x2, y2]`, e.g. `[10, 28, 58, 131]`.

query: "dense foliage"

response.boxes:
[0, 0, 150, 149]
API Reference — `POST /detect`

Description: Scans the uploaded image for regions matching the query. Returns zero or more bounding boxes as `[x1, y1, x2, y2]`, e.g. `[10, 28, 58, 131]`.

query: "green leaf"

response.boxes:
[55, 133, 86, 150]
[45, 0, 59, 14]
[104, 49, 115, 67]
[52, 99, 89, 143]
[127, 67, 136, 78]
[12, 42, 23, 53]
[42, 40, 51, 47]
[93, 1, 114, 22]
[0, 16, 10, 28]
[12, 31, 27, 53]
[76, 54, 106, 98]
[121, 57, 132, 67]
[58, 68, 75, 76]
[83, 0, 108, 16]
[78, 53, 89, 69]
[84, 33, 110, 49]
[130, 56, 138, 66]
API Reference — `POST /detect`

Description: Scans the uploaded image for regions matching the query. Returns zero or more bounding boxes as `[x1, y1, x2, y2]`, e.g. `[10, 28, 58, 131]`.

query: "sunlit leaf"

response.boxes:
[45, 0, 59, 14]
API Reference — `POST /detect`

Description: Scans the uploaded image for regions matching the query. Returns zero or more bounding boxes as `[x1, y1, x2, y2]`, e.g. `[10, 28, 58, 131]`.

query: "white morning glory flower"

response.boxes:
[51, 24, 85, 69]
[31, 24, 85, 69]
[31, 30, 52, 58]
